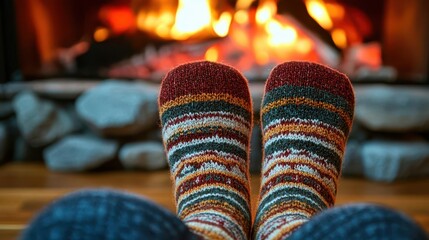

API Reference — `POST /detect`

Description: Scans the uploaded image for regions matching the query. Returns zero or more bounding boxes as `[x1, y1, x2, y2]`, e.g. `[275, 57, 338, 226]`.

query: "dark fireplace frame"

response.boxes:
[0, 0, 20, 83]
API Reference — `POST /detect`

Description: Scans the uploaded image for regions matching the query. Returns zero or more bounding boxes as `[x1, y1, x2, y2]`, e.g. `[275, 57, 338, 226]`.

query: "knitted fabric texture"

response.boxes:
[22, 189, 196, 240]
[254, 61, 355, 239]
[159, 61, 253, 239]
[288, 204, 429, 240]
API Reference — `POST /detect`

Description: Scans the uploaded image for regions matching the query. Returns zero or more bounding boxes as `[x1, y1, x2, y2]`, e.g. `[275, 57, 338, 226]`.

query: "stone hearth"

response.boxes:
[1, 80, 429, 182]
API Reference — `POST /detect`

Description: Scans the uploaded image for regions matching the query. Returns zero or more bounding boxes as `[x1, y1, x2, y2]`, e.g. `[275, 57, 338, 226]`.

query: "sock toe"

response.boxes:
[265, 61, 354, 107]
[159, 60, 251, 105]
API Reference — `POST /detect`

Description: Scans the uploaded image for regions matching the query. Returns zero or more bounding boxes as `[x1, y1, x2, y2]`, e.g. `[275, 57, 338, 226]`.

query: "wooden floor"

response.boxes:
[1, 162, 428, 239]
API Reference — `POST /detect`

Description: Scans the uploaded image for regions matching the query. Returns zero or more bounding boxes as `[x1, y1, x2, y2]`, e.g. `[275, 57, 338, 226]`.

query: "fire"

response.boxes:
[256, 1, 277, 25]
[108, 0, 354, 50]
[325, 3, 345, 20]
[205, 46, 219, 62]
[304, 0, 372, 48]
[213, 12, 233, 37]
[331, 28, 347, 49]
[266, 20, 297, 46]
[104, 0, 377, 80]
[305, 0, 333, 30]
[236, 0, 256, 10]
[249, 0, 316, 65]
[171, 0, 212, 40]
[135, 0, 232, 40]
[234, 10, 249, 25]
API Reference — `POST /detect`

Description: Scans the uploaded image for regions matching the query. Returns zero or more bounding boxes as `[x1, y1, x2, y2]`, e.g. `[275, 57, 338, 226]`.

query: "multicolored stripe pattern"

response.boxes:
[254, 61, 355, 240]
[159, 61, 252, 239]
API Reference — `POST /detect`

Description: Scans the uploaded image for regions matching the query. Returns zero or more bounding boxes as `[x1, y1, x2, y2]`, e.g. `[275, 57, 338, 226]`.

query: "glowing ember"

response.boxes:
[93, 27, 110, 42]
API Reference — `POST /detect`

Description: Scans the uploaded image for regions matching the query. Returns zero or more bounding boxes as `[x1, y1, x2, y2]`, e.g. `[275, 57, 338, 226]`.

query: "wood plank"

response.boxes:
[0, 162, 428, 239]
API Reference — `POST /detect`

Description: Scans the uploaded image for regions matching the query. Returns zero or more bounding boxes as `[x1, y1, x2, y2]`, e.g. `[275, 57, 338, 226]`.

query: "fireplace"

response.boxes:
[1, 0, 428, 83]
[1, 0, 429, 181]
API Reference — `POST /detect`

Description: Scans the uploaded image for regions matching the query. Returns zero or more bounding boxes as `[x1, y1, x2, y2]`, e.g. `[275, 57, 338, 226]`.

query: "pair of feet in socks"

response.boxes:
[159, 60, 355, 239]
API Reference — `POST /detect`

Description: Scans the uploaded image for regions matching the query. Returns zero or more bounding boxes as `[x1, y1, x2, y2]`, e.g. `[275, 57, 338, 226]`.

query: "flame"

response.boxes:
[171, 0, 212, 40]
[234, 10, 249, 25]
[305, 0, 333, 30]
[256, 1, 277, 25]
[266, 19, 297, 46]
[213, 12, 232, 37]
[205, 46, 219, 61]
[137, 10, 175, 39]
[106, 0, 376, 79]
[304, 0, 354, 48]
[155, 12, 175, 38]
[331, 28, 347, 49]
[326, 3, 345, 20]
[136, 0, 233, 40]
[236, 0, 256, 10]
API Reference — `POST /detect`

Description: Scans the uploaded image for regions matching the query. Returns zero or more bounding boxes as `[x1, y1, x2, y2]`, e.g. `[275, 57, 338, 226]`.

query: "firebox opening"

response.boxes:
[10, 0, 428, 82]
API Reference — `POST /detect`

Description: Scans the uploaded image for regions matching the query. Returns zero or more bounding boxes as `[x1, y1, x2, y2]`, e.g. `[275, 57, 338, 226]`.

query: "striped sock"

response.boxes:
[254, 61, 355, 239]
[159, 61, 253, 239]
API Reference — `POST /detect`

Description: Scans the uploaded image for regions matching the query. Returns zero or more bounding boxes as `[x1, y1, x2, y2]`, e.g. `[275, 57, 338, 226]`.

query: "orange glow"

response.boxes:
[297, 39, 313, 54]
[303, 0, 353, 49]
[254, 38, 270, 65]
[231, 27, 250, 48]
[256, 1, 277, 25]
[213, 12, 232, 37]
[236, 0, 256, 10]
[305, 0, 333, 30]
[155, 25, 171, 39]
[326, 3, 345, 20]
[355, 43, 382, 69]
[266, 20, 297, 46]
[109, 0, 373, 79]
[94, 27, 110, 42]
[135, 0, 229, 40]
[332, 28, 347, 48]
[99, 6, 135, 34]
[205, 46, 219, 61]
[137, 13, 155, 33]
[171, 0, 212, 40]
[234, 10, 249, 25]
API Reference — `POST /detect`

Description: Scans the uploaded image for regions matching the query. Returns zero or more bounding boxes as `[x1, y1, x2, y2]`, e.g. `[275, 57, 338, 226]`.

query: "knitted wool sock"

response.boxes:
[253, 61, 355, 239]
[159, 61, 253, 239]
